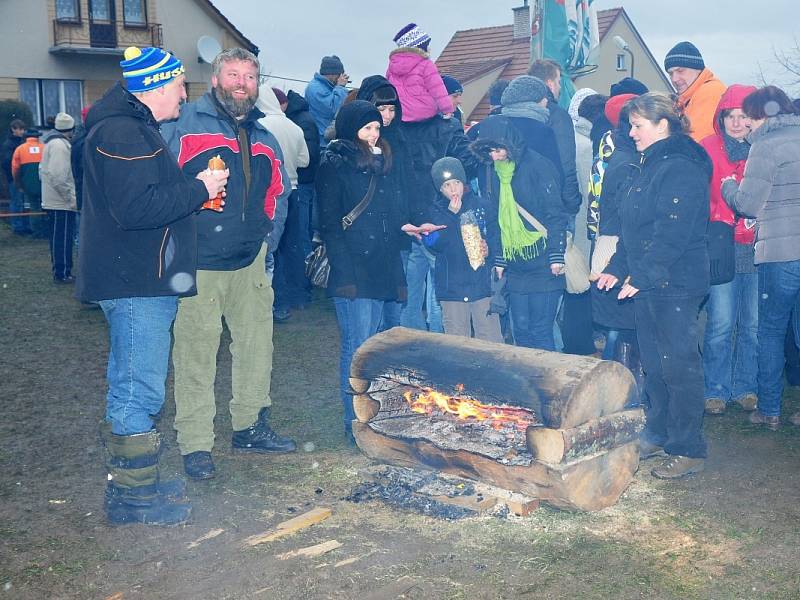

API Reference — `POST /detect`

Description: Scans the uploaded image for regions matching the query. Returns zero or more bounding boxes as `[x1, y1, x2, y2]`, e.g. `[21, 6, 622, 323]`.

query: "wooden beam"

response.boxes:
[243, 507, 332, 547]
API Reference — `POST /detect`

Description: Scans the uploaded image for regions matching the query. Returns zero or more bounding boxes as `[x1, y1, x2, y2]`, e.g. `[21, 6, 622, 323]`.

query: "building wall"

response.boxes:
[573, 17, 672, 95]
[461, 66, 508, 126]
[0, 0, 251, 106]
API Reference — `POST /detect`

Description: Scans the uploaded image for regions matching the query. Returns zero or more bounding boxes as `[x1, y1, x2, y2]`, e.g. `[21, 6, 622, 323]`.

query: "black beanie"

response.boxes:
[489, 79, 510, 106]
[664, 41, 705, 71]
[610, 77, 649, 97]
[320, 55, 344, 76]
[335, 100, 382, 141]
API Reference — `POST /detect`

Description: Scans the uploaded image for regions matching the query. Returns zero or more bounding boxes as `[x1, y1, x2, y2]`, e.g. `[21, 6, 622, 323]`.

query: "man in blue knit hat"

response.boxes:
[77, 46, 229, 526]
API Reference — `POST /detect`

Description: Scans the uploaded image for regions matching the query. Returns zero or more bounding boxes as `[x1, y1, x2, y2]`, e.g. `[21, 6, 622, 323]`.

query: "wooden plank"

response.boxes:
[243, 507, 332, 547]
[187, 528, 224, 549]
[427, 493, 497, 513]
[276, 540, 342, 560]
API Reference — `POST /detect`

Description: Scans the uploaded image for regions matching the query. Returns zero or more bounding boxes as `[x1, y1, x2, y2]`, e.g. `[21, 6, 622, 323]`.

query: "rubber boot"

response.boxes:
[104, 430, 191, 526]
[99, 421, 186, 499]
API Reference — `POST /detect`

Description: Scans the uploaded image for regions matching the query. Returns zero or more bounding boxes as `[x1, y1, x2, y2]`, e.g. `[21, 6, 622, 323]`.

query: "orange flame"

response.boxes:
[403, 387, 536, 431]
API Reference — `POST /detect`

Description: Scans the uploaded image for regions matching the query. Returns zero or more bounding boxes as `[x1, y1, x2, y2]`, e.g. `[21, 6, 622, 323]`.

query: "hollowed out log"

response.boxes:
[350, 327, 637, 429]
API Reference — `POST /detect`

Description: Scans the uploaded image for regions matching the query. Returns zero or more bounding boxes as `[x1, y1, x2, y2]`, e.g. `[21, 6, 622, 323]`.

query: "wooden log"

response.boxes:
[349, 377, 370, 394]
[352, 421, 638, 511]
[527, 409, 644, 464]
[350, 327, 636, 429]
[243, 507, 332, 547]
[353, 394, 380, 423]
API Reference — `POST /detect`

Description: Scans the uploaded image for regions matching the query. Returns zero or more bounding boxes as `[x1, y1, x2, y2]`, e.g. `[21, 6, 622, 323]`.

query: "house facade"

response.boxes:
[436, 5, 673, 125]
[0, 0, 257, 127]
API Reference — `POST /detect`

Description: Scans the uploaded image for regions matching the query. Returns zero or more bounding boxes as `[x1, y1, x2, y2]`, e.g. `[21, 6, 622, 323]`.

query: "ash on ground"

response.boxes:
[346, 465, 509, 520]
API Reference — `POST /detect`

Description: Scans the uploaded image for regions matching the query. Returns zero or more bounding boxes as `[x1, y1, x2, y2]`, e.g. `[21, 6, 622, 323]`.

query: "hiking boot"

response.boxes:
[639, 439, 667, 460]
[232, 408, 297, 454]
[183, 451, 216, 480]
[749, 410, 780, 430]
[651, 455, 705, 479]
[733, 393, 758, 412]
[704, 398, 727, 415]
[104, 430, 191, 526]
[789, 412, 800, 427]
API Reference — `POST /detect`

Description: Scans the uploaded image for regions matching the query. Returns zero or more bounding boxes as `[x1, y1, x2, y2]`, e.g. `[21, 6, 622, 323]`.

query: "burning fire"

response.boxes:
[403, 387, 536, 431]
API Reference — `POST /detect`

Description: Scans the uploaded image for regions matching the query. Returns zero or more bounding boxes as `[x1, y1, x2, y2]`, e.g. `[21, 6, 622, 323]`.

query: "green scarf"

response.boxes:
[494, 160, 545, 260]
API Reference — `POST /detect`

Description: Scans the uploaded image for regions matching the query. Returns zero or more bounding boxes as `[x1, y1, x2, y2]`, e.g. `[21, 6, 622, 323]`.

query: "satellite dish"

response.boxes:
[197, 36, 222, 64]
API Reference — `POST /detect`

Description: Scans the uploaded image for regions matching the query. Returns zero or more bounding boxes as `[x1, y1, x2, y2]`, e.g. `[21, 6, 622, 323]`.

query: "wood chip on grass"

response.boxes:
[276, 539, 342, 560]
[243, 507, 332, 547]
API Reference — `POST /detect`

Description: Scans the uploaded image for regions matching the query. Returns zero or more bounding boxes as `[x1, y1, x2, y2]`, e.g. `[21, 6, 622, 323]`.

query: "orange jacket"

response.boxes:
[677, 68, 726, 142]
[11, 136, 44, 191]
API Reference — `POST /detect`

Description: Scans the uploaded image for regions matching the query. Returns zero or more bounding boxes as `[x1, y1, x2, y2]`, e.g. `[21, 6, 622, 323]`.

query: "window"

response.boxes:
[616, 54, 626, 71]
[19, 79, 83, 128]
[55, 0, 80, 23]
[123, 0, 147, 26]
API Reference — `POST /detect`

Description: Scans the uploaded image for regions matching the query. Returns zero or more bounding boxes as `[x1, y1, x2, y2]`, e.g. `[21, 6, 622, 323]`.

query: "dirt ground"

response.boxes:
[1, 226, 800, 600]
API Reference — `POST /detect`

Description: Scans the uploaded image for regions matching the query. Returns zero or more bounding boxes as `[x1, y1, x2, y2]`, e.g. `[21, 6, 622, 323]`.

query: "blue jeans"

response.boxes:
[273, 189, 312, 310]
[756, 261, 800, 416]
[99, 296, 179, 435]
[509, 289, 563, 350]
[400, 242, 443, 332]
[8, 185, 30, 233]
[296, 183, 314, 259]
[703, 272, 758, 402]
[334, 297, 384, 430]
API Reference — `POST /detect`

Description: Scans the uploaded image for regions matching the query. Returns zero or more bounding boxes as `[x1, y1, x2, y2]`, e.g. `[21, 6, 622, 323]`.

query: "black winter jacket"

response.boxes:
[286, 90, 320, 184]
[597, 132, 637, 237]
[545, 92, 582, 216]
[316, 140, 407, 300]
[606, 133, 711, 296]
[472, 116, 567, 294]
[70, 124, 86, 210]
[423, 190, 493, 302]
[1, 132, 23, 184]
[398, 115, 479, 224]
[76, 82, 207, 302]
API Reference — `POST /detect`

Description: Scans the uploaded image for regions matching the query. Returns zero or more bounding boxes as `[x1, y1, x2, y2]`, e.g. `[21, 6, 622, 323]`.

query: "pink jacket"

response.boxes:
[386, 47, 453, 122]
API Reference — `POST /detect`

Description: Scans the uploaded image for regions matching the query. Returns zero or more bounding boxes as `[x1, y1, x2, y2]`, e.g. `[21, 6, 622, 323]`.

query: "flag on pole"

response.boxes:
[533, 0, 600, 108]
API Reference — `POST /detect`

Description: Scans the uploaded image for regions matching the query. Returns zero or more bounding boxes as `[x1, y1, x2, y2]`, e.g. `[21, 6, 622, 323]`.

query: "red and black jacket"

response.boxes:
[162, 92, 289, 271]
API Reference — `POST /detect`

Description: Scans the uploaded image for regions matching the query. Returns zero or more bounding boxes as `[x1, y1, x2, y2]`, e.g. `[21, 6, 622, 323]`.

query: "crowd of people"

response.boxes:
[3, 24, 800, 526]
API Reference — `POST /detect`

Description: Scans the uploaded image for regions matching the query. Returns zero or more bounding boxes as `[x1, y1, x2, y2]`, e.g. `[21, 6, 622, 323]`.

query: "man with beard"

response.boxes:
[162, 48, 295, 481]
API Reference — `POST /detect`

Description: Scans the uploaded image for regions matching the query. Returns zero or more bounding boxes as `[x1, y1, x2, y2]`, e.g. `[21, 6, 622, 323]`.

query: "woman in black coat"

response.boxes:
[472, 115, 567, 350]
[315, 101, 408, 440]
[596, 92, 712, 480]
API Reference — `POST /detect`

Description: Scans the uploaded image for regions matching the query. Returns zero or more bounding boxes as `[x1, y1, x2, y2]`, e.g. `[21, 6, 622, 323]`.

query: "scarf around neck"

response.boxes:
[502, 102, 550, 123]
[722, 131, 750, 163]
[494, 160, 545, 260]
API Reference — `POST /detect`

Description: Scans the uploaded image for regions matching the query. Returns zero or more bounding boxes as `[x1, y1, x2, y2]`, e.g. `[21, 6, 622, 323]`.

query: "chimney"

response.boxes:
[512, 1, 531, 40]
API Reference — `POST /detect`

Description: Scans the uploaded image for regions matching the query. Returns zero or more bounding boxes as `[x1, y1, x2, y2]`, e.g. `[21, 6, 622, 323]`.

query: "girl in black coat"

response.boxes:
[472, 115, 567, 350]
[316, 101, 408, 440]
[596, 93, 712, 480]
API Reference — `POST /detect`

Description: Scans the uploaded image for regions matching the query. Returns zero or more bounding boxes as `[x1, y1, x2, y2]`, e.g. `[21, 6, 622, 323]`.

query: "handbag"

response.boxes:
[707, 220, 735, 285]
[514, 204, 591, 294]
[304, 243, 330, 288]
[305, 176, 377, 288]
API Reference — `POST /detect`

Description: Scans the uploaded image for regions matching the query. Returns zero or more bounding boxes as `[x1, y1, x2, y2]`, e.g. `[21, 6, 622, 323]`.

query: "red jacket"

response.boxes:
[699, 84, 756, 245]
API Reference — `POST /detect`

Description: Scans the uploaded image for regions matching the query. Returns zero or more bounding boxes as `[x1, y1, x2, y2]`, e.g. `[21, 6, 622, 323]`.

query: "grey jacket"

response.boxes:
[724, 114, 800, 264]
[40, 130, 77, 211]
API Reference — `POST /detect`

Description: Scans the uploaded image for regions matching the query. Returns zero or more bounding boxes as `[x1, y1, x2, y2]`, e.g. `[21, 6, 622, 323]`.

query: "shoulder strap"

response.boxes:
[342, 175, 377, 230]
[515, 203, 548, 238]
